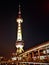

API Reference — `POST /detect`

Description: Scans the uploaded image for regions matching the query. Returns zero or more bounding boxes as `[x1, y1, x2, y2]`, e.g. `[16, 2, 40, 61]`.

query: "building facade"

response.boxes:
[18, 41, 49, 63]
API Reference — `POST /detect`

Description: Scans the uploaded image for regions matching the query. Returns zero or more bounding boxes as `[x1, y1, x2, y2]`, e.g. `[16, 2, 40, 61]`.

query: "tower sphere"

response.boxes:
[16, 18, 23, 23]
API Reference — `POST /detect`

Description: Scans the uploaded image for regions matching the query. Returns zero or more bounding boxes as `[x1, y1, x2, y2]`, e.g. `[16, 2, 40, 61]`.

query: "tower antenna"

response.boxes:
[18, 4, 21, 15]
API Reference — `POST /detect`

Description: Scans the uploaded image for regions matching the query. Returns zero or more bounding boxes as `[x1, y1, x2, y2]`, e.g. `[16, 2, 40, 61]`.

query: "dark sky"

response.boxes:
[0, 0, 49, 58]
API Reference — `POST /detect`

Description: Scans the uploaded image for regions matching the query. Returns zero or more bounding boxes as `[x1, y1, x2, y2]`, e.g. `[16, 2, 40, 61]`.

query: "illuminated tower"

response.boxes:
[16, 5, 24, 54]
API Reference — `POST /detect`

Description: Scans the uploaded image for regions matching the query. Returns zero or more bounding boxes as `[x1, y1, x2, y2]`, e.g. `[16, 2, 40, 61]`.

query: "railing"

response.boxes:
[0, 61, 49, 65]
[19, 62, 49, 65]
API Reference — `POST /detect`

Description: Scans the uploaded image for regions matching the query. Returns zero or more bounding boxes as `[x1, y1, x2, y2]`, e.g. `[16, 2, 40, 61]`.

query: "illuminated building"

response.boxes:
[18, 41, 49, 63]
[16, 5, 24, 54]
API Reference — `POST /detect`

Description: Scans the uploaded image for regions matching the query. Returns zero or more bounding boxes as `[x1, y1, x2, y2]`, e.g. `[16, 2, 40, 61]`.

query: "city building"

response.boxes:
[18, 41, 49, 63]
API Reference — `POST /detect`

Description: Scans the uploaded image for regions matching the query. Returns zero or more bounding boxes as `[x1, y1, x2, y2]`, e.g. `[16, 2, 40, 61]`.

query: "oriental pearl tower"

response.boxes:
[16, 5, 24, 54]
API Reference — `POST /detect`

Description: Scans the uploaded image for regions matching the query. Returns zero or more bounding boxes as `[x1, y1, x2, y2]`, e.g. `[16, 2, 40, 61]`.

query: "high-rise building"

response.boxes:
[15, 5, 24, 54]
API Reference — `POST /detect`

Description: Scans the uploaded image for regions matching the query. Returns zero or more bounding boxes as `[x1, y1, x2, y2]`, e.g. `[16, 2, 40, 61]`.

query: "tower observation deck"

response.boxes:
[16, 5, 24, 54]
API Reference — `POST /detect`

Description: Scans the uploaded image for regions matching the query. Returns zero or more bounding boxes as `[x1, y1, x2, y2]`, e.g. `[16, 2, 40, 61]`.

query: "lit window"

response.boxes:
[18, 30, 21, 32]
[43, 50, 46, 54]
[18, 23, 21, 26]
[18, 27, 21, 29]
[12, 57, 17, 61]
[47, 49, 49, 53]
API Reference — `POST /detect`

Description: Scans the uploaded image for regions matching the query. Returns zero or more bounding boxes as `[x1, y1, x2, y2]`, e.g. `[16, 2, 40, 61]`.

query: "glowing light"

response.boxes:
[17, 19, 22, 41]
[12, 57, 17, 61]
[18, 27, 21, 29]
[43, 50, 46, 54]
[40, 56, 46, 60]
[17, 32, 22, 41]
[16, 45, 23, 48]
[18, 30, 21, 32]
[18, 23, 21, 26]
[17, 18, 23, 23]
[47, 49, 49, 53]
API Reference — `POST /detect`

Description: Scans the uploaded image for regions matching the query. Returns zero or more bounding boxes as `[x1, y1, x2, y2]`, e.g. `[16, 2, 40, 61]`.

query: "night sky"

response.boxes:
[0, 0, 49, 58]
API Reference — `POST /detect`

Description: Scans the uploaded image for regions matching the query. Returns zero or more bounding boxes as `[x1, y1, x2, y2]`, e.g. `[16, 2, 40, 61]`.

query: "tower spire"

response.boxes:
[18, 4, 21, 18]
[18, 4, 21, 14]
[16, 5, 24, 54]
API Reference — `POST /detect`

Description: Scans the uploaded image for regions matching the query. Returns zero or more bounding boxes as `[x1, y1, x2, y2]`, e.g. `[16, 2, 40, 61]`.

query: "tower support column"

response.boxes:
[38, 50, 40, 61]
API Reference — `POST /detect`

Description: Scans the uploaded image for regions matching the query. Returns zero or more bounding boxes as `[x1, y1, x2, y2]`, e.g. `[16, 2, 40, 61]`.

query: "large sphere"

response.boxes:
[16, 18, 23, 23]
